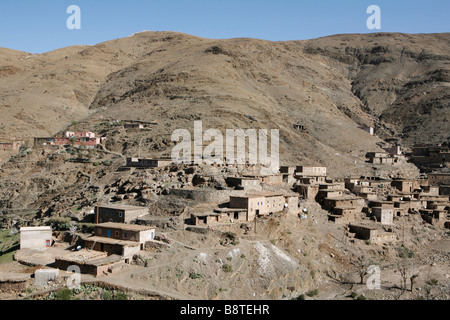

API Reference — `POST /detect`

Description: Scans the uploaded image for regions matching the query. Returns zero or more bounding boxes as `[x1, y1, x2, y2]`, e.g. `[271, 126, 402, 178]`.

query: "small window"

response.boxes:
[115, 231, 119, 237]
[119, 212, 123, 217]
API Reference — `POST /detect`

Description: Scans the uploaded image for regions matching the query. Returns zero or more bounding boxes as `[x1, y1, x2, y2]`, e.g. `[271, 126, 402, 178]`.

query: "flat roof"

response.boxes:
[232, 192, 284, 198]
[84, 236, 141, 247]
[56, 253, 123, 266]
[227, 176, 260, 180]
[96, 222, 156, 231]
[325, 196, 364, 201]
[349, 223, 378, 230]
[20, 226, 52, 232]
[99, 204, 148, 211]
[214, 208, 247, 213]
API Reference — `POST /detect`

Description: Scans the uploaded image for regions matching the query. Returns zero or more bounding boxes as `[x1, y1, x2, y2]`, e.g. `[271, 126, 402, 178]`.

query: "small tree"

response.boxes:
[351, 256, 370, 284]
[410, 273, 419, 292]
[397, 259, 411, 292]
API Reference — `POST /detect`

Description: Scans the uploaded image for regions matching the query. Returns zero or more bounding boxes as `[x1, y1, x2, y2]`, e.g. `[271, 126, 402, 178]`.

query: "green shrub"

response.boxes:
[306, 289, 319, 297]
[55, 288, 73, 300]
[351, 292, 358, 299]
[46, 218, 75, 231]
[114, 292, 128, 300]
[426, 279, 438, 286]
[102, 291, 113, 300]
[396, 246, 415, 258]
[222, 264, 233, 273]
[189, 272, 202, 279]
[357, 294, 366, 300]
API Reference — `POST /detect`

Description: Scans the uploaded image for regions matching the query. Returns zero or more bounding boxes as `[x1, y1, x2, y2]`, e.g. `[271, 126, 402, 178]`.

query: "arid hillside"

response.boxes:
[0, 32, 448, 173]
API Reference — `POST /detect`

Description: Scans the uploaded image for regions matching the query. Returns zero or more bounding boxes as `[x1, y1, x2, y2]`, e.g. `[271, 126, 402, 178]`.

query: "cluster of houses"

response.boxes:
[20, 203, 157, 277]
[408, 143, 450, 172]
[0, 140, 27, 151]
[34, 131, 105, 149]
[14, 146, 450, 278]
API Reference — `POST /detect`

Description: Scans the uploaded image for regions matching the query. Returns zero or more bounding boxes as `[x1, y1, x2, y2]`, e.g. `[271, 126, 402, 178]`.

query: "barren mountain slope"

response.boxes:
[1, 31, 448, 174]
[303, 33, 450, 143]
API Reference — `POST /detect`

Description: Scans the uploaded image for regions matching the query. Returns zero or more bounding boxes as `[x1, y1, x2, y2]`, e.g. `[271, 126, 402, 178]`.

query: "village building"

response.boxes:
[296, 184, 319, 201]
[348, 224, 396, 244]
[280, 166, 295, 175]
[243, 174, 284, 186]
[229, 192, 286, 221]
[328, 207, 358, 224]
[316, 184, 345, 203]
[420, 185, 440, 196]
[421, 210, 448, 228]
[97, 204, 149, 224]
[225, 176, 262, 191]
[190, 208, 248, 226]
[84, 222, 156, 260]
[19, 226, 52, 249]
[55, 253, 124, 277]
[295, 166, 327, 177]
[124, 123, 144, 129]
[0, 140, 26, 151]
[428, 173, 450, 186]
[391, 178, 422, 193]
[382, 145, 402, 156]
[126, 158, 173, 168]
[440, 185, 450, 195]
[323, 196, 365, 211]
[372, 207, 394, 225]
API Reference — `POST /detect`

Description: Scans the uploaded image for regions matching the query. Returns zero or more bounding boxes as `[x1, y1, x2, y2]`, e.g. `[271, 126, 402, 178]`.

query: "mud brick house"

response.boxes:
[369, 200, 394, 209]
[328, 207, 357, 224]
[440, 185, 450, 195]
[191, 208, 248, 226]
[20, 226, 52, 249]
[296, 166, 327, 177]
[84, 222, 156, 260]
[97, 204, 149, 223]
[280, 166, 295, 174]
[229, 192, 285, 221]
[124, 123, 144, 129]
[366, 152, 398, 164]
[420, 185, 440, 196]
[391, 179, 421, 193]
[323, 196, 365, 211]
[296, 184, 319, 200]
[421, 210, 447, 228]
[348, 224, 396, 244]
[316, 183, 346, 203]
[243, 174, 283, 186]
[285, 195, 299, 214]
[55, 252, 124, 277]
[126, 158, 173, 168]
[1, 140, 25, 151]
[0, 142, 14, 151]
[372, 207, 394, 225]
[428, 173, 450, 186]
[280, 166, 296, 185]
[226, 176, 262, 191]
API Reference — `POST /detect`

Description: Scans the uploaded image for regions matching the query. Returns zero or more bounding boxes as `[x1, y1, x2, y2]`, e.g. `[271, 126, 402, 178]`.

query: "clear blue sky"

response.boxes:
[0, 0, 448, 53]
